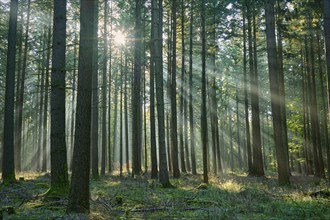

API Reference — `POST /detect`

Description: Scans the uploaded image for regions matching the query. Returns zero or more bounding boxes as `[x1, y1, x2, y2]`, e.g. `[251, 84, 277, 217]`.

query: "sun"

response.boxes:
[113, 30, 126, 46]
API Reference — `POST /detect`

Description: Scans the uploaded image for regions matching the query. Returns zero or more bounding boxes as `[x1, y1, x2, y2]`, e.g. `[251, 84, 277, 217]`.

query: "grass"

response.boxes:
[0, 172, 330, 219]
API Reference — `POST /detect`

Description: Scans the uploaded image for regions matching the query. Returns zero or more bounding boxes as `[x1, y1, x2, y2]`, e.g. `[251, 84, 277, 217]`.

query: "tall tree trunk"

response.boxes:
[120, 51, 124, 177]
[171, 0, 180, 178]
[317, 33, 330, 178]
[42, 22, 52, 172]
[132, 0, 142, 176]
[154, 0, 171, 187]
[265, 0, 290, 184]
[16, 0, 31, 172]
[38, 28, 47, 171]
[324, 1, 330, 148]
[108, 0, 113, 173]
[242, 3, 253, 174]
[50, 0, 69, 192]
[236, 76, 242, 170]
[2, 0, 18, 184]
[91, 1, 99, 180]
[250, 4, 264, 176]
[67, 0, 95, 213]
[150, 0, 158, 179]
[189, 0, 197, 175]
[179, 0, 186, 173]
[124, 51, 130, 173]
[113, 74, 118, 170]
[101, 0, 108, 176]
[70, 20, 78, 171]
[201, 0, 208, 184]
[276, 0, 290, 175]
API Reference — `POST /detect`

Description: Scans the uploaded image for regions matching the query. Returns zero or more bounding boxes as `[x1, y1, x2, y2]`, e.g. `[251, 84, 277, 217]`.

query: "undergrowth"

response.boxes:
[0, 172, 329, 219]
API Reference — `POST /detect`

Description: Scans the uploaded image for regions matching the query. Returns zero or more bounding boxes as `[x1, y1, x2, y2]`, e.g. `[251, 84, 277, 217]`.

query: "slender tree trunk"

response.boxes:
[91, 1, 99, 180]
[16, 0, 31, 172]
[120, 51, 124, 177]
[154, 0, 171, 187]
[236, 76, 242, 170]
[201, 0, 208, 184]
[179, 0, 186, 174]
[70, 20, 78, 171]
[324, 0, 330, 142]
[250, 5, 264, 176]
[276, 0, 290, 175]
[2, 0, 18, 183]
[108, 0, 113, 173]
[124, 51, 130, 173]
[38, 28, 46, 171]
[50, 0, 69, 192]
[113, 74, 118, 170]
[242, 3, 253, 174]
[150, 0, 158, 179]
[132, 0, 142, 176]
[189, 0, 196, 175]
[101, 0, 108, 176]
[265, 0, 290, 184]
[170, 0, 180, 178]
[317, 33, 330, 178]
[42, 23, 52, 172]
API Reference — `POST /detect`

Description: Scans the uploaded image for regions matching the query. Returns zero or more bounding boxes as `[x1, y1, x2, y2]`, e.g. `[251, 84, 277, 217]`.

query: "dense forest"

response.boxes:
[1, 0, 330, 219]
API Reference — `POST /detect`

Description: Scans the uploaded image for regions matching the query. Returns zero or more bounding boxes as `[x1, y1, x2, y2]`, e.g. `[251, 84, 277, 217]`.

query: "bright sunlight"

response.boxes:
[113, 30, 126, 46]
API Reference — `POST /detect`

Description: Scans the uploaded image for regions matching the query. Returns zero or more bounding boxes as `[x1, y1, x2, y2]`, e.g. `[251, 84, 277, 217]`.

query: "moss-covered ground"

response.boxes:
[1, 172, 330, 219]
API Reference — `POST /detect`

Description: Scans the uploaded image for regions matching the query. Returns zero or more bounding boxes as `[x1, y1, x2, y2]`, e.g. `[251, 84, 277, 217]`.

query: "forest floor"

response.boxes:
[0, 172, 330, 219]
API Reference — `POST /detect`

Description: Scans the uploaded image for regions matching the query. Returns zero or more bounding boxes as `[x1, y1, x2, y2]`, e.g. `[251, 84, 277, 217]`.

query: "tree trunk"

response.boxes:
[154, 0, 171, 187]
[67, 0, 95, 213]
[50, 0, 69, 192]
[242, 3, 253, 174]
[171, 0, 180, 178]
[38, 28, 46, 171]
[189, 0, 197, 175]
[91, 1, 99, 180]
[2, 0, 18, 183]
[16, 0, 31, 172]
[132, 0, 142, 176]
[124, 51, 130, 173]
[101, 0, 108, 176]
[276, 0, 290, 175]
[120, 51, 124, 177]
[42, 22, 52, 172]
[250, 4, 264, 176]
[179, 0, 186, 174]
[150, 0, 158, 179]
[108, 0, 113, 173]
[265, 0, 290, 185]
[317, 33, 330, 179]
[201, 0, 208, 184]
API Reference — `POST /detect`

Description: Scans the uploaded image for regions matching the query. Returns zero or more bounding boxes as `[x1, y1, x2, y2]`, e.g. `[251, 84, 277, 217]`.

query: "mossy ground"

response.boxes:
[0, 172, 329, 219]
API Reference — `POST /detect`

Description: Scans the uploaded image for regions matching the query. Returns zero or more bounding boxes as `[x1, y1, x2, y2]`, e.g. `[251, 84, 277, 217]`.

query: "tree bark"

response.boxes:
[91, 1, 99, 180]
[50, 0, 69, 192]
[171, 0, 180, 178]
[67, 0, 96, 213]
[265, 0, 290, 185]
[154, 0, 171, 187]
[2, 0, 18, 183]
[189, 0, 197, 175]
[201, 0, 208, 184]
[132, 0, 142, 176]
